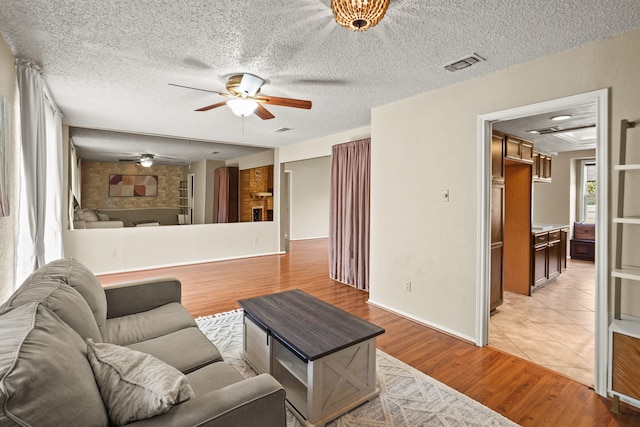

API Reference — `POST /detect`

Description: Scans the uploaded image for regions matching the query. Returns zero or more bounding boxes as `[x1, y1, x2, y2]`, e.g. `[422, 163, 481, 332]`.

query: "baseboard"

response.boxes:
[95, 251, 286, 276]
[367, 299, 476, 345]
[290, 236, 328, 241]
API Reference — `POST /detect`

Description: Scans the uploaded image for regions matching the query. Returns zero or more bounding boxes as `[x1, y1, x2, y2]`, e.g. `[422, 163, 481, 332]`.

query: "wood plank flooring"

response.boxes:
[97, 239, 640, 426]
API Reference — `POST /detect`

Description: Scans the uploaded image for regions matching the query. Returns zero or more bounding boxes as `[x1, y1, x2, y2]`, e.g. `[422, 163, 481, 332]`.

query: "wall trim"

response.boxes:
[476, 88, 609, 397]
[367, 299, 475, 344]
[93, 251, 286, 276]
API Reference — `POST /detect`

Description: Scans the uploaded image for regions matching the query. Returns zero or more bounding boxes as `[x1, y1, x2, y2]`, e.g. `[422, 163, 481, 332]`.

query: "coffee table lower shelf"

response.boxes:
[243, 315, 379, 427]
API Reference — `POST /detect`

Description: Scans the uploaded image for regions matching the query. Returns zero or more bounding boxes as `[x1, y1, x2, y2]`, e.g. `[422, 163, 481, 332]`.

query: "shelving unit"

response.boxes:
[609, 119, 640, 412]
[178, 180, 189, 225]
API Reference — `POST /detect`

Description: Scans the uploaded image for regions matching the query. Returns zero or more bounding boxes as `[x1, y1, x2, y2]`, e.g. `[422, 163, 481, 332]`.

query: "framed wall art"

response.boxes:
[109, 174, 158, 197]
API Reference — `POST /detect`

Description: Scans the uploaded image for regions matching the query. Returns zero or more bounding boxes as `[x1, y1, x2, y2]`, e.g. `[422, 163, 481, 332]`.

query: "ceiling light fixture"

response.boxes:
[227, 98, 258, 117]
[139, 154, 153, 167]
[551, 115, 572, 121]
[331, 0, 390, 31]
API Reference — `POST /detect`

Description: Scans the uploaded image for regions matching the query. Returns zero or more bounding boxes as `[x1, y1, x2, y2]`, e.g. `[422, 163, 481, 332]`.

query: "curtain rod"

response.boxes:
[15, 58, 63, 118]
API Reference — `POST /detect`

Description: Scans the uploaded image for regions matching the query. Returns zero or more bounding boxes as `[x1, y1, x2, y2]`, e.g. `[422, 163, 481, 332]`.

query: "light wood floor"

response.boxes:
[490, 259, 596, 386]
[98, 239, 640, 426]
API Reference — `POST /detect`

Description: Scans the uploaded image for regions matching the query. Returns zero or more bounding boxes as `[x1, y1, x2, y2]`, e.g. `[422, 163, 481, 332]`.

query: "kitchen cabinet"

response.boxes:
[533, 151, 552, 182]
[530, 226, 567, 291]
[490, 184, 504, 310]
[492, 132, 505, 183]
[505, 135, 534, 164]
[559, 228, 568, 270]
[490, 132, 505, 310]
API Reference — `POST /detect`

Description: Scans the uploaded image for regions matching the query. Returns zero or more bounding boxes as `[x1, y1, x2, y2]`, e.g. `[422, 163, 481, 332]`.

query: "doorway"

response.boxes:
[476, 89, 609, 396]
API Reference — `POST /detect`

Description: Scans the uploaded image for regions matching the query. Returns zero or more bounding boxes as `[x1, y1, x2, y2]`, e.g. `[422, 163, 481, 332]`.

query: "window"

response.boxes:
[580, 160, 596, 224]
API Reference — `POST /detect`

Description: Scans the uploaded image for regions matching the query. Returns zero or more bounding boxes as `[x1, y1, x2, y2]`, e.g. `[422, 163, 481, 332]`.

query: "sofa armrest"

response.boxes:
[104, 277, 182, 318]
[128, 374, 286, 427]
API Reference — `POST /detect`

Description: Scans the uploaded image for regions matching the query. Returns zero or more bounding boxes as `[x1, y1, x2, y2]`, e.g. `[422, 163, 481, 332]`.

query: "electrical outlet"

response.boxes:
[254, 237, 260, 245]
[112, 249, 118, 257]
[441, 190, 450, 202]
[404, 281, 412, 292]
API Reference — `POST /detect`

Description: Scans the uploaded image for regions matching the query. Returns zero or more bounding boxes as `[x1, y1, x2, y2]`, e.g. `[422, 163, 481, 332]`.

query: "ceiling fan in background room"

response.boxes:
[169, 73, 312, 120]
[117, 153, 177, 167]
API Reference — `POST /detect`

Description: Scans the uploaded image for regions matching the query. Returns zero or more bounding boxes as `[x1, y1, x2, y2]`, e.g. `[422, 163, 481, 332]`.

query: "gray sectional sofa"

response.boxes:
[0, 258, 286, 426]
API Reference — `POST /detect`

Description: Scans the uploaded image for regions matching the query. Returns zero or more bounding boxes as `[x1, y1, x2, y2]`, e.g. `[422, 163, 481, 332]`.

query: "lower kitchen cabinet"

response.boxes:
[531, 226, 567, 292]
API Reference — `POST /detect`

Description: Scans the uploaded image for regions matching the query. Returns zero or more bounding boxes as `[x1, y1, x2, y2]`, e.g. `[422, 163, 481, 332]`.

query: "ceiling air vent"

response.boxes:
[274, 127, 292, 133]
[444, 54, 485, 72]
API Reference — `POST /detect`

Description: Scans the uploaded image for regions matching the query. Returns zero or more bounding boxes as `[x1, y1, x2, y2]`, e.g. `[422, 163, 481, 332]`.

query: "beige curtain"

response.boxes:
[213, 167, 229, 223]
[329, 138, 370, 291]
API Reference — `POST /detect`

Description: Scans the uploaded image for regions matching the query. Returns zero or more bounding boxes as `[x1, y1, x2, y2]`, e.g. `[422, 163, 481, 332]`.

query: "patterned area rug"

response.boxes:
[196, 310, 519, 427]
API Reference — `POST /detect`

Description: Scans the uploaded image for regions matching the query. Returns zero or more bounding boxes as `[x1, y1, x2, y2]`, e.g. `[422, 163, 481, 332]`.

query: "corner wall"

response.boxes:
[370, 28, 640, 339]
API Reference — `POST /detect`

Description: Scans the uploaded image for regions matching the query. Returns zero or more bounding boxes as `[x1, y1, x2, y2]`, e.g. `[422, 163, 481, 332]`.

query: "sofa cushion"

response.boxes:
[0, 302, 108, 426]
[82, 208, 100, 222]
[184, 361, 244, 396]
[86, 339, 195, 426]
[21, 258, 108, 335]
[97, 212, 110, 221]
[103, 302, 196, 346]
[0, 278, 102, 342]
[127, 327, 223, 373]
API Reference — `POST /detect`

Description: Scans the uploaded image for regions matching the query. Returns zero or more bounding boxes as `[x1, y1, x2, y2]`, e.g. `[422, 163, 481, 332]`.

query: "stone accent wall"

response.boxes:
[239, 165, 273, 222]
[81, 161, 186, 209]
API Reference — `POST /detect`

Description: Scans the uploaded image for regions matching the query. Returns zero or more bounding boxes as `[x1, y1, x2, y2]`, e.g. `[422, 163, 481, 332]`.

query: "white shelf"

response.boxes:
[613, 216, 640, 224]
[612, 268, 640, 281]
[615, 164, 640, 171]
[273, 341, 307, 386]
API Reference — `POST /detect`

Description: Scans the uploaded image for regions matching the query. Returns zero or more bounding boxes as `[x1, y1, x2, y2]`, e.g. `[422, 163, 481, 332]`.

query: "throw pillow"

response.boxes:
[86, 339, 195, 425]
[0, 303, 109, 426]
[97, 213, 110, 221]
[82, 209, 100, 222]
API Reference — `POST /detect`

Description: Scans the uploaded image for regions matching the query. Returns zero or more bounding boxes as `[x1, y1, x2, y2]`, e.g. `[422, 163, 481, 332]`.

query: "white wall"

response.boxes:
[0, 35, 18, 302]
[369, 29, 640, 340]
[279, 126, 370, 163]
[533, 149, 595, 226]
[63, 221, 278, 274]
[286, 156, 331, 240]
[227, 149, 274, 169]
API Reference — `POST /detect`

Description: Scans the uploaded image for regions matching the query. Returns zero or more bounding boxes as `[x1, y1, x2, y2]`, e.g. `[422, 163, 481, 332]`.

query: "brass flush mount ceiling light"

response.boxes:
[331, 0, 390, 31]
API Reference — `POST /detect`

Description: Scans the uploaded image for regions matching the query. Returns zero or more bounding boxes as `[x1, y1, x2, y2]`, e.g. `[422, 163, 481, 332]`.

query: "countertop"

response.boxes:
[531, 223, 569, 233]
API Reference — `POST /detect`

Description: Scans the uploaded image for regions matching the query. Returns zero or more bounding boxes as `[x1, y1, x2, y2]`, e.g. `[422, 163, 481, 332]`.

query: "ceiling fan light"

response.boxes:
[139, 155, 153, 167]
[227, 98, 258, 117]
[331, 0, 390, 31]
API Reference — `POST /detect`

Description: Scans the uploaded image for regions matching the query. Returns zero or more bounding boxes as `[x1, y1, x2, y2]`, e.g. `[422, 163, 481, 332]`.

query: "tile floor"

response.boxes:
[489, 259, 596, 386]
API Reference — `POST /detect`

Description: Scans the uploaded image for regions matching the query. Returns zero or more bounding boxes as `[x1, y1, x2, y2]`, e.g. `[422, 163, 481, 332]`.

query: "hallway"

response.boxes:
[489, 259, 595, 386]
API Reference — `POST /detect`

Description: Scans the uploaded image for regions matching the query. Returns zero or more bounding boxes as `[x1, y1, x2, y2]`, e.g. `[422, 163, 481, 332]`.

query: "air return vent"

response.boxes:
[444, 54, 485, 72]
[274, 127, 292, 133]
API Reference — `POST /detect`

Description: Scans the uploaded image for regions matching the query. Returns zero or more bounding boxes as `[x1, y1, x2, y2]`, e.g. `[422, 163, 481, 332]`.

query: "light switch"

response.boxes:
[441, 190, 450, 202]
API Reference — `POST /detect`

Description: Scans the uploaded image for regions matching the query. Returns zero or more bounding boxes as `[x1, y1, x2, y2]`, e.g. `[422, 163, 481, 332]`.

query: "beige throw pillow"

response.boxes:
[86, 339, 195, 425]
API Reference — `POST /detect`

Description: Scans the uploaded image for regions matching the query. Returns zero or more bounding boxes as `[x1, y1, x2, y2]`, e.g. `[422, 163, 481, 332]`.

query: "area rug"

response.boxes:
[196, 310, 519, 427]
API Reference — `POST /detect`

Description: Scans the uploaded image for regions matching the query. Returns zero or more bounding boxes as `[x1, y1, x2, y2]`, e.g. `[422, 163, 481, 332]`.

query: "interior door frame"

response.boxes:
[475, 89, 609, 396]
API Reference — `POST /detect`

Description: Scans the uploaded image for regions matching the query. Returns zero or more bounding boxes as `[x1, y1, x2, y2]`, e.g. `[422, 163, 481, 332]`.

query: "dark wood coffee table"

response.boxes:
[238, 289, 385, 427]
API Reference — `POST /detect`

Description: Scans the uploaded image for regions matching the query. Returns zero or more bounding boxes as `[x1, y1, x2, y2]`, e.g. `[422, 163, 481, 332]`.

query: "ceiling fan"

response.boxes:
[169, 73, 312, 120]
[118, 153, 176, 167]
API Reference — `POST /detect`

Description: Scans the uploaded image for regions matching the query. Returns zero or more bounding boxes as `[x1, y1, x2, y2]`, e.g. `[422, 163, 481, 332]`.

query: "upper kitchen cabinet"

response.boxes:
[492, 132, 505, 183]
[505, 135, 534, 164]
[533, 151, 552, 182]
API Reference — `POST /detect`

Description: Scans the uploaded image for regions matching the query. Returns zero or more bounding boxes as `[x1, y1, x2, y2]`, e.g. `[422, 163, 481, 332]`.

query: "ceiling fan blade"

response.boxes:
[239, 73, 264, 97]
[255, 95, 312, 110]
[195, 100, 228, 112]
[168, 83, 224, 94]
[254, 104, 275, 120]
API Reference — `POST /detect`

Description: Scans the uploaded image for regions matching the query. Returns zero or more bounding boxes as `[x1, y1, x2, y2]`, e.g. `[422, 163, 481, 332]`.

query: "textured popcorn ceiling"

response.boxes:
[1, 1, 639, 161]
